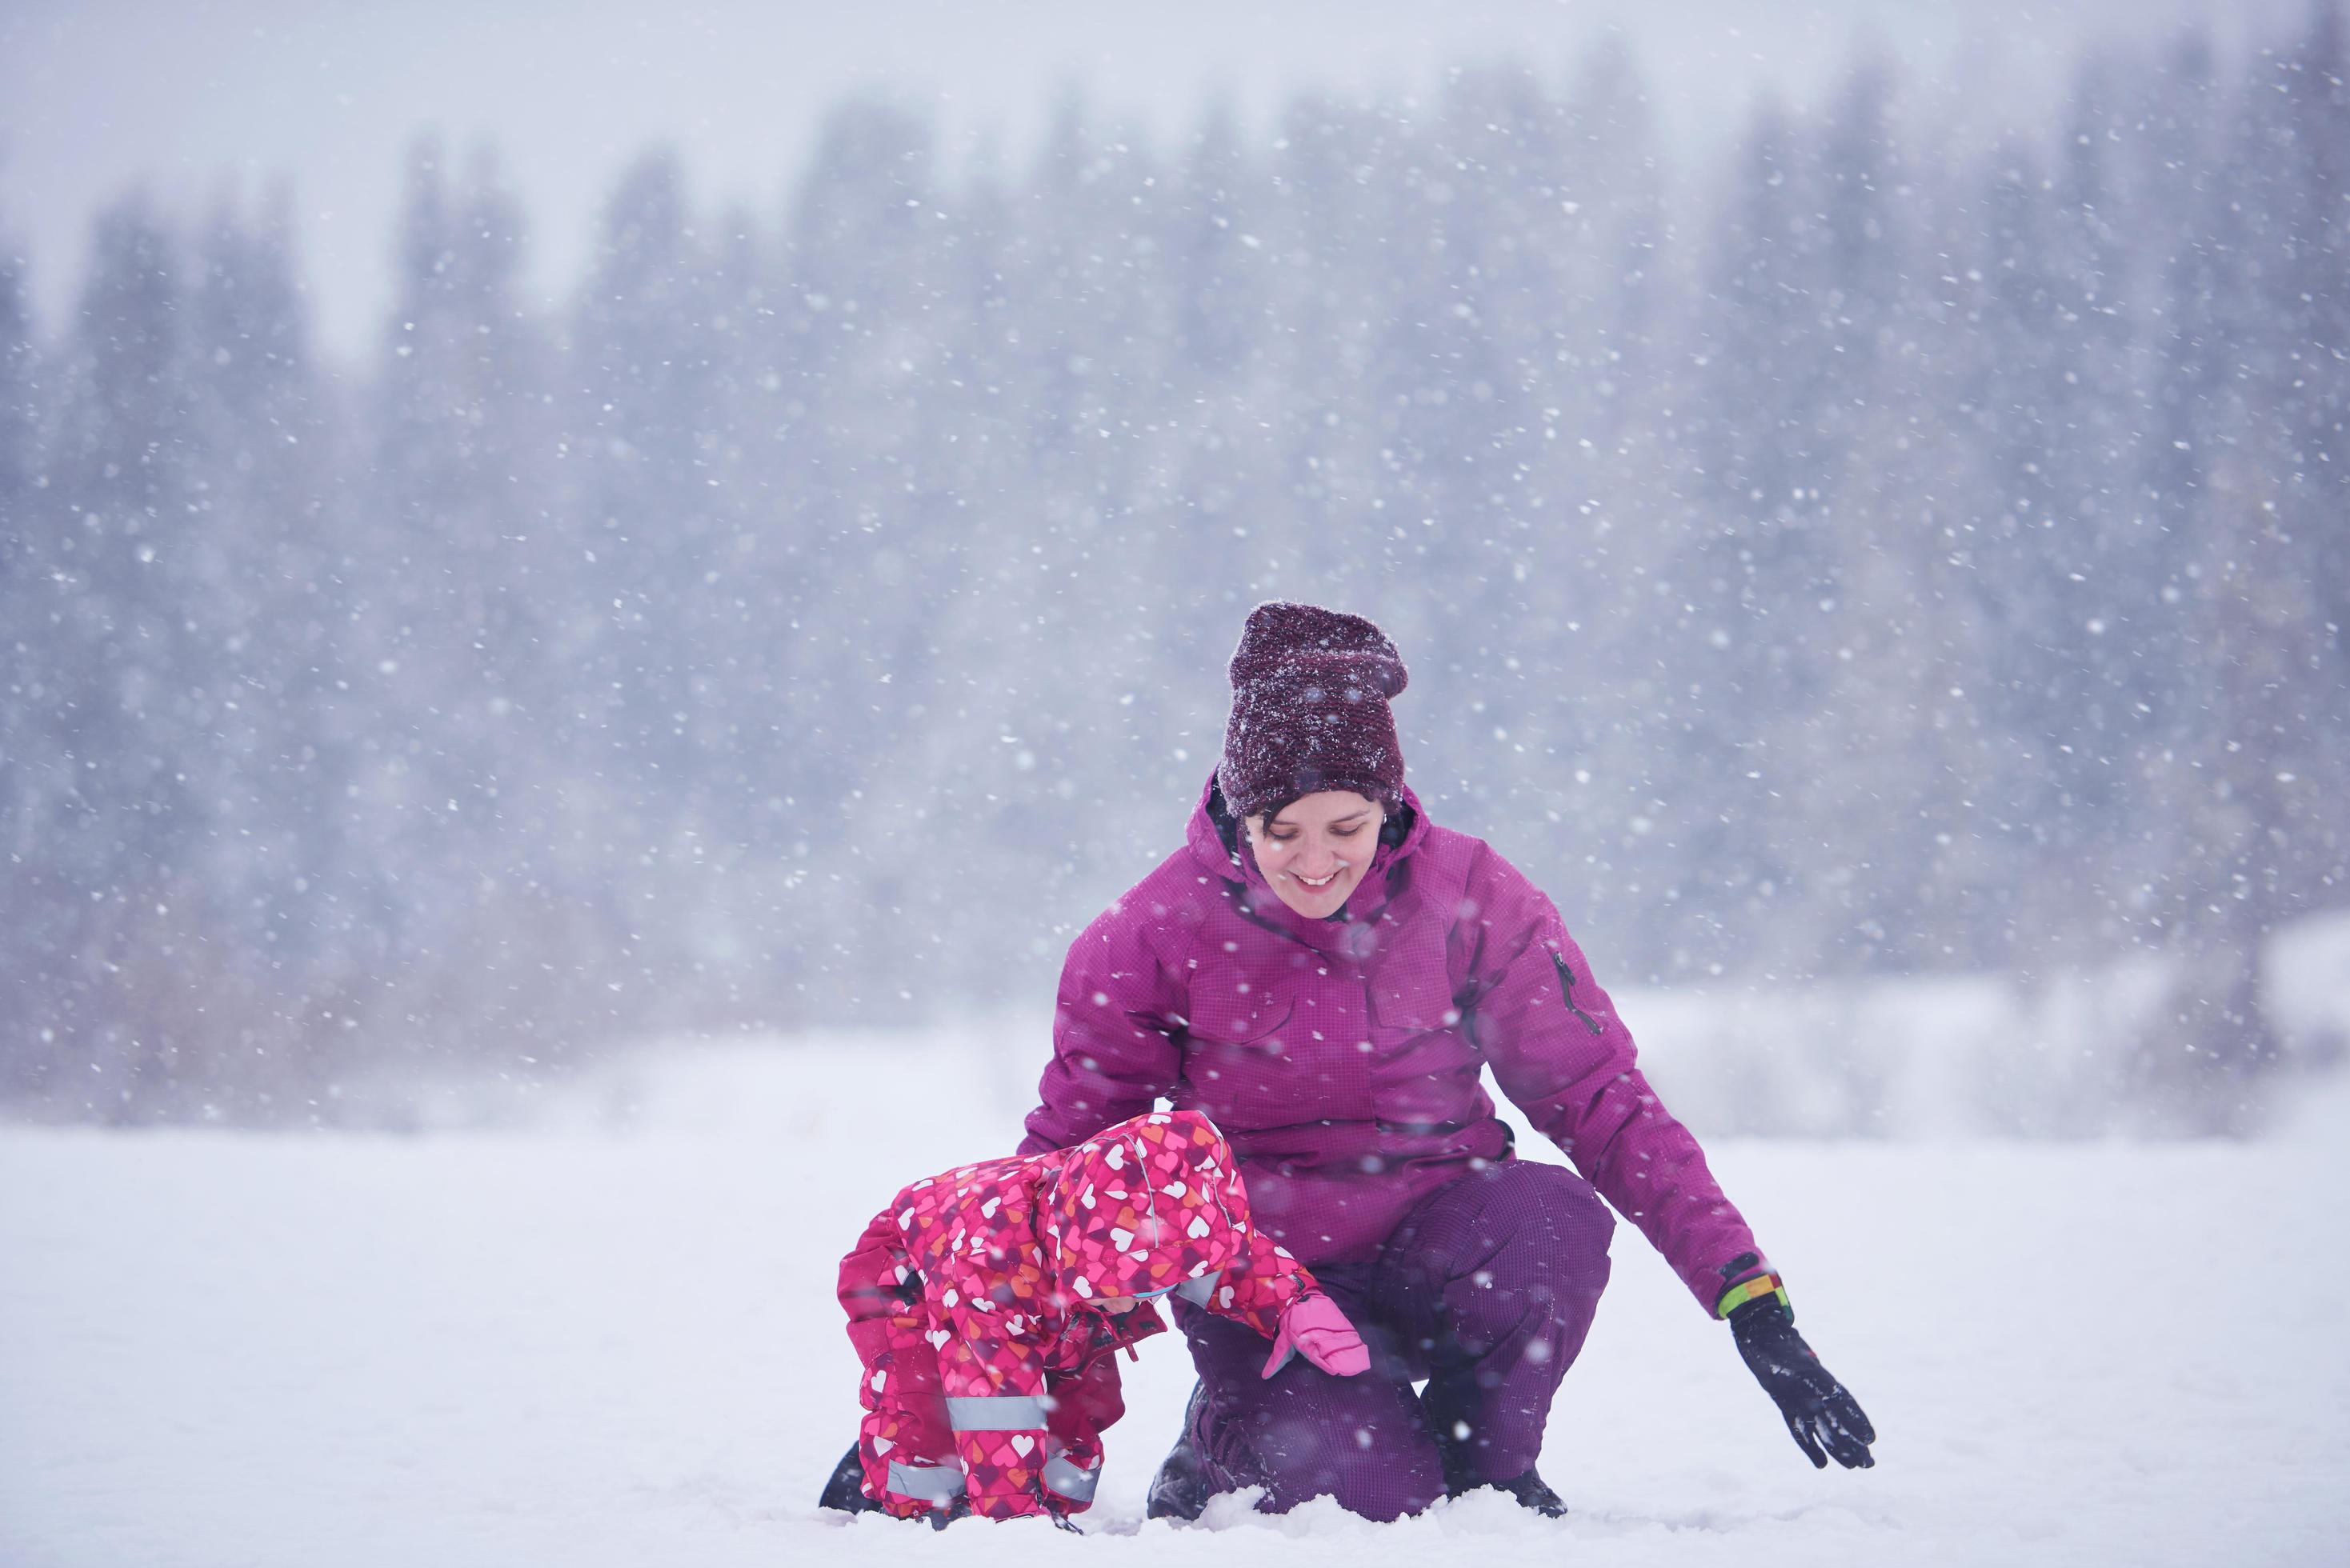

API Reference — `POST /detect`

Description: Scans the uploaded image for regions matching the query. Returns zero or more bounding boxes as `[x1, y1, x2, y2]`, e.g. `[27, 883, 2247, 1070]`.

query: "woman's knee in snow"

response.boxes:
[1251, 1410, 1446, 1522]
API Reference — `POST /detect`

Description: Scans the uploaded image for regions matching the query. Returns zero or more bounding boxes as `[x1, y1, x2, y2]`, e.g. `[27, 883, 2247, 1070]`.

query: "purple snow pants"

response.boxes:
[1174, 1159, 1615, 1522]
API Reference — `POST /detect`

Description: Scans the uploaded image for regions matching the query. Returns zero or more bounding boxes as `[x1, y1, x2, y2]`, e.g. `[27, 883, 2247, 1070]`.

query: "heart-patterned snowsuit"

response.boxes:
[837, 1108, 1318, 1521]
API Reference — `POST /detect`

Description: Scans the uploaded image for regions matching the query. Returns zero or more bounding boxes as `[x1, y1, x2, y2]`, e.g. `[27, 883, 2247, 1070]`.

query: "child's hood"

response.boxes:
[1041, 1110, 1250, 1303]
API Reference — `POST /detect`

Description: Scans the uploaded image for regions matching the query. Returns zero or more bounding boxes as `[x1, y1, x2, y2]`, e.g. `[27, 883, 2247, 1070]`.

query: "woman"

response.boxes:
[1018, 601, 1874, 1522]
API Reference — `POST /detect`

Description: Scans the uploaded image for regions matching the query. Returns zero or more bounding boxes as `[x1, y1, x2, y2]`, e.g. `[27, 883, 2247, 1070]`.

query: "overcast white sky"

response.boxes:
[0, 0, 2299, 362]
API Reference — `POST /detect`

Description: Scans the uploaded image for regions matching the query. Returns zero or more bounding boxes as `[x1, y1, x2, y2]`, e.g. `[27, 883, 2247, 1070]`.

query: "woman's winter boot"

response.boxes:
[1458, 1467, 1568, 1518]
[1144, 1384, 1217, 1521]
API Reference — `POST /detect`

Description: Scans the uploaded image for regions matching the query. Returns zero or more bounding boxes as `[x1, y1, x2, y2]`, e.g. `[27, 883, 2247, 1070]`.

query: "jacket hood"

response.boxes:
[1040, 1110, 1252, 1303]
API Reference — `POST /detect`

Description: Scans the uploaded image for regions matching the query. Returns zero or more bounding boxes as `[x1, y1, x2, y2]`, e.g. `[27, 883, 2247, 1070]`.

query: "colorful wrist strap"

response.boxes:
[1715, 1270, 1791, 1319]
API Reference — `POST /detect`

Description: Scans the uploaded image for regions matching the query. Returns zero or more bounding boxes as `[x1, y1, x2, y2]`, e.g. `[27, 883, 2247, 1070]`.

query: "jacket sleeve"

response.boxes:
[1459, 844, 1767, 1314]
[837, 1207, 964, 1518]
[928, 1260, 1098, 1518]
[1182, 1138, 1319, 1338]
[1196, 1224, 1319, 1340]
[1019, 882, 1188, 1156]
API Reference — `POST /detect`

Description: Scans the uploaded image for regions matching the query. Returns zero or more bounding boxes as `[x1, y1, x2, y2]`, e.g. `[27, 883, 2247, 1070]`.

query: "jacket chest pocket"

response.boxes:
[1363, 940, 1460, 1035]
[1182, 972, 1294, 1049]
[1179, 972, 1300, 1128]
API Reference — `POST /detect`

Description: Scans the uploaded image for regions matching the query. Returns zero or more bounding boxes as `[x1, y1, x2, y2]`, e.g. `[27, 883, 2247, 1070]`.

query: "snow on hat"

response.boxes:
[1216, 602, 1408, 821]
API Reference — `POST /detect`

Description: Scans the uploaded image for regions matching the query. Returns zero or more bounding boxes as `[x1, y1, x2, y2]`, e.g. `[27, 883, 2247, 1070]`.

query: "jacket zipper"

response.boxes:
[1551, 951, 1606, 1037]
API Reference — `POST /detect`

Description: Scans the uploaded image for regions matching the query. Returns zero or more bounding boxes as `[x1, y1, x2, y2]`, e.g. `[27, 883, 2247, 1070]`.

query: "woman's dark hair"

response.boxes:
[1208, 781, 1411, 859]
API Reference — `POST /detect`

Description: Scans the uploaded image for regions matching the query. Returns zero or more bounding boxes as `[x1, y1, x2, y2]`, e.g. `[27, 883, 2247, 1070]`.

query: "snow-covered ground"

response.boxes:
[5, 1034, 2348, 1567]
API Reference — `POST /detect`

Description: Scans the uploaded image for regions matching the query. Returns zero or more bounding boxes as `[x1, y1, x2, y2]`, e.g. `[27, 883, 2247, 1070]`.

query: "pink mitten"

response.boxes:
[1260, 1294, 1371, 1379]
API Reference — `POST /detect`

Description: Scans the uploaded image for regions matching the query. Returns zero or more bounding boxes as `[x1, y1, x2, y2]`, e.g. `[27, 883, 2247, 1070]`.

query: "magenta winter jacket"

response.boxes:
[1020, 776, 1764, 1314]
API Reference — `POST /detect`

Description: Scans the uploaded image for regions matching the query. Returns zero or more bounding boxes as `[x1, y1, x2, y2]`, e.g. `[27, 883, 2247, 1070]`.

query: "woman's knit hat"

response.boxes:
[1215, 602, 1408, 820]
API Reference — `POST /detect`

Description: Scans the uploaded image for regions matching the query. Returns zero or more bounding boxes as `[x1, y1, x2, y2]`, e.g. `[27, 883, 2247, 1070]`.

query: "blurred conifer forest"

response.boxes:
[1, 12, 2344, 1126]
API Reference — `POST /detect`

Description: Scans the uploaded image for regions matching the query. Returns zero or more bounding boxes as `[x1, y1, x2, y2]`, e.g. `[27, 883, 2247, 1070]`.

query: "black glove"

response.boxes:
[1729, 1297, 1876, 1469]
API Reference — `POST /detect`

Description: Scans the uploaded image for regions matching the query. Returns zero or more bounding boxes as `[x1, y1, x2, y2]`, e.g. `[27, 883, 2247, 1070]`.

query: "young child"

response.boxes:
[827, 1108, 1369, 1526]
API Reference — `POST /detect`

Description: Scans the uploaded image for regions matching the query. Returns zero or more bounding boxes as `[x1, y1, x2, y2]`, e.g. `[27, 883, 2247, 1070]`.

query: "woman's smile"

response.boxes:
[1247, 790, 1383, 916]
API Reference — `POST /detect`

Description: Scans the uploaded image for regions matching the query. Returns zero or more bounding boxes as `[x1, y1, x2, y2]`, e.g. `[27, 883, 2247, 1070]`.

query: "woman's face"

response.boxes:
[1245, 790, 1385, 918]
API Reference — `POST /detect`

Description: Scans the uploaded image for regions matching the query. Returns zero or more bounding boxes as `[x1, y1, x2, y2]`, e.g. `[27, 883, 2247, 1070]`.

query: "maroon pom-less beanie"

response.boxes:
[1216, 602, 1409, 820]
